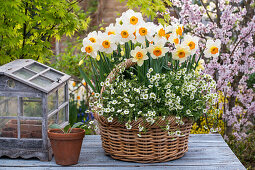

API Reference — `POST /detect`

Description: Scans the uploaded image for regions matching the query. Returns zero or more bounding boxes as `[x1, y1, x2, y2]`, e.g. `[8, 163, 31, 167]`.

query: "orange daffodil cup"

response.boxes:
[81, 9, 221, 69]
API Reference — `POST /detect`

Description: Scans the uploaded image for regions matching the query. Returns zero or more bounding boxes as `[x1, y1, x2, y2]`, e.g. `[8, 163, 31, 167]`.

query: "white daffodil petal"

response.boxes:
[137, 60, 144, 66]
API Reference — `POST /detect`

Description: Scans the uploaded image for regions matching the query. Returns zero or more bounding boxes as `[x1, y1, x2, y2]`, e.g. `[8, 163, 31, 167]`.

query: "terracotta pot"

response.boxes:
[48, 128, 85, 166]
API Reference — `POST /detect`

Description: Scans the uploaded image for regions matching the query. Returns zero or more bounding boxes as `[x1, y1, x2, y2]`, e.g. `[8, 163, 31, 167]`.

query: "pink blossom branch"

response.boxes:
[200, 0, 214, 23]
[230, 28, 253, 58]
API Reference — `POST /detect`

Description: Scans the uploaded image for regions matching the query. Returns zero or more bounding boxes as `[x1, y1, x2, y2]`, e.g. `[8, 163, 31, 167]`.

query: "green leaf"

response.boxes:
[69, 122, 84, 133]
[64, 124, 71, 133]
[49, 124, 62, 129]
[79, 66, 96, 92]
[90, 58, 101, 93]
[49, 124, 65, 133]
[72, 122, 84, 129]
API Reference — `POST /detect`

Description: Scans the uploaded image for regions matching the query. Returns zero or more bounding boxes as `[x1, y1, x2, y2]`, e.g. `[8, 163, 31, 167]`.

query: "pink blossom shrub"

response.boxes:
[160, 0, 255, 139]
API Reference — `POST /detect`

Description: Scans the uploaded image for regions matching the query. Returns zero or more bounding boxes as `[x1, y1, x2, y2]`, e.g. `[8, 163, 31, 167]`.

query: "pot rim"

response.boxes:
[48, 128, 85, 140]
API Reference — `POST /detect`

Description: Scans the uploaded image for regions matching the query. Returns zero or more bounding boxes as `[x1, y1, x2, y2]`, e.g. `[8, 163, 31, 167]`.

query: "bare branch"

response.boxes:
[215, 0, 221, 28]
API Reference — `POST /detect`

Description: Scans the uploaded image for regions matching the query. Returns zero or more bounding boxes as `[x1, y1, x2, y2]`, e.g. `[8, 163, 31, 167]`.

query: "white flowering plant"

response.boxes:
[91, 67, 217, 131]
[79, 9, 220, 133]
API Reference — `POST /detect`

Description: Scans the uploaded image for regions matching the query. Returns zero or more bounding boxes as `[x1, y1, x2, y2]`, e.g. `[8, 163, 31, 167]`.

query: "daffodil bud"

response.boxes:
[96, 55, 100, 61]
[78, 59, 84, 66]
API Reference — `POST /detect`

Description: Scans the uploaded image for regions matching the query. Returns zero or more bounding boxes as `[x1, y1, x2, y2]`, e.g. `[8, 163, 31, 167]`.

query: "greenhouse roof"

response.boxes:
[0, 59, 71, 93]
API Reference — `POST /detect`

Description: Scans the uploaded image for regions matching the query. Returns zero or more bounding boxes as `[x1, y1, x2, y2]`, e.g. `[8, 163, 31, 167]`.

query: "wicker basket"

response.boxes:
[96, 59, 193, 163]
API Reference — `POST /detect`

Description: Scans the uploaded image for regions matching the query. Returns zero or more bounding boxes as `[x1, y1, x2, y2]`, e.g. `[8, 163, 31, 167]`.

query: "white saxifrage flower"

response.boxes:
[121, 9, 144, 27]
[107, 116, 113, 122]
[183, 35, 199, 55]
[135, 22, 156, 43]
[125, 122, 132, 130]
[172, 44, 191, 63]
[204, 39, 221, 58]
[81, 39, 98, 58]
[116, 25, 136, 44]
[147, 40, 168, 59]
[97, 32, 117, 54]
[131, 46, 149, 66]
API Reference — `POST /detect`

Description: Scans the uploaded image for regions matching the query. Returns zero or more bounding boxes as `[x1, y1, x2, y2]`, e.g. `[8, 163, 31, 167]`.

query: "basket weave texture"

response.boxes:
[96, 59, 193, 163]
[95, 114, 192, 163]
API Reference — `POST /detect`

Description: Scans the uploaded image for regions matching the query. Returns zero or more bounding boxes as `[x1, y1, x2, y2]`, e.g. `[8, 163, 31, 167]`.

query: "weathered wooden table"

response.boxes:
[0, 134, 246, 170]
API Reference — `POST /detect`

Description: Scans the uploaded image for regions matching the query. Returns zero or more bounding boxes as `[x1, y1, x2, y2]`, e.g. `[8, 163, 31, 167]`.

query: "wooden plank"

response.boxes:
[0, 135, 245, 170]
[0, 165, 246, 170]
[0, 138, 43, 149]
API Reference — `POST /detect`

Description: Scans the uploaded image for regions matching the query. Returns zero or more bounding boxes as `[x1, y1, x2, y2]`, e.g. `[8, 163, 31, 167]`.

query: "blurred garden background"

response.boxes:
[0, 0, 255, 169]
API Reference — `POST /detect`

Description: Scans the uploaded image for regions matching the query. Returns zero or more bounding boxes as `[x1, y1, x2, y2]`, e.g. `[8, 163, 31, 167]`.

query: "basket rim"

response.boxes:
[100, 58, 135, 96]
[94, 112, 193, 130]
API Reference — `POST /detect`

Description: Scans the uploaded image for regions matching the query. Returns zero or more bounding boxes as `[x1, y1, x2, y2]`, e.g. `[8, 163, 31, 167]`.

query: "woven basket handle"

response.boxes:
[100, 58, 136, 96]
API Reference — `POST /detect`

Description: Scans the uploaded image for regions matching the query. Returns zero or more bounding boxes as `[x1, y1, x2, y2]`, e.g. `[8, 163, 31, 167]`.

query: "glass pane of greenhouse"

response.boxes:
[0, 97, 18, 117]
[20, 120, 42, 139]
[30, 76, 54, 88]
[0, 119, 17, 138]
[48, 114, 57, 127]
[58, 85, 65, 105]
[22, 97, 42, 117]
[26, 63, 47, 73]
[43, 70, 63, 81]
[13, 68, 36, 80]
[58, 107, 66, 125]
[48, 92, 57, 113]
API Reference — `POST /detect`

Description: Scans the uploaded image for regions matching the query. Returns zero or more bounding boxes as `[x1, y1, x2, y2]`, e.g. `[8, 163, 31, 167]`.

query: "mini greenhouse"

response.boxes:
[0, 59, 71, 161]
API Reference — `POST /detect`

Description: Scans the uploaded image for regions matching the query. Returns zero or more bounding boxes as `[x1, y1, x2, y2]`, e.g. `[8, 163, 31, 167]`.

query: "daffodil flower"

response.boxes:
[135, 22, 156, 43]
[147, 40, 168, 59]
[97, 32, 117, 54]
[172, 44, 191, 63]
[81, 39, 98, 58]
[83, 31, 98, 44]
[105, 23, 117, 35]
[116, 25, 136, 44]
[183, 35, 199, 55]
[115, 16, 123, 26]
[154, 24, 168, 42]
[204, 39, 221, 58]
[172, 24, 184, 36]
[168, 33, 180, 45]
[121, 9, 144, 27]
[131, 46, 149, 66]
